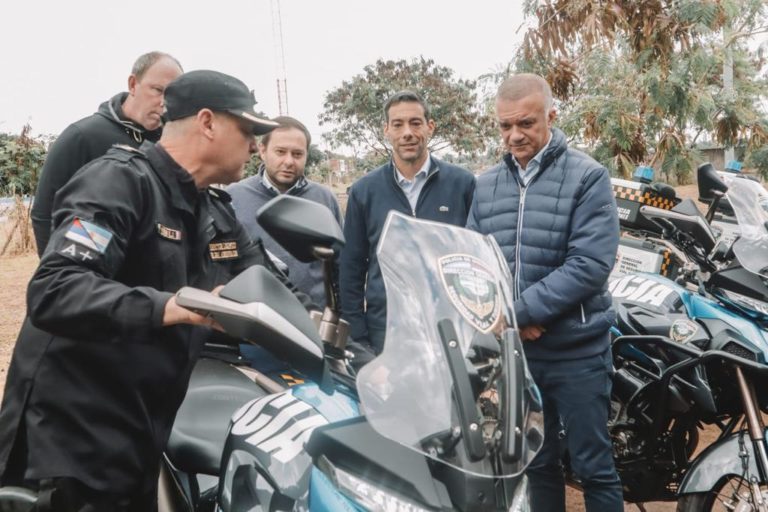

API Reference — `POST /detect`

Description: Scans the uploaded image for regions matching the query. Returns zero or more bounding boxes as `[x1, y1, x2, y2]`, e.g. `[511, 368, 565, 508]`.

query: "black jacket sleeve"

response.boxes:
[32, 124, 93, 256]
[28, 159, 172, 342]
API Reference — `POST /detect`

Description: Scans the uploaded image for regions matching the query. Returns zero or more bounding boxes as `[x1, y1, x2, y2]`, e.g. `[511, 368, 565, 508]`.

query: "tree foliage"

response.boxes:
[319, 57, 494, 160]
[0, 125, 48, 196]
[0, 125, 50, 255]
[517, 0, 768, 181]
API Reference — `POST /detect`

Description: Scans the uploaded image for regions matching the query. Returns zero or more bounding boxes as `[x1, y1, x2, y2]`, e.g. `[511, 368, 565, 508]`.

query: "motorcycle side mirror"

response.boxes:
[705, 190, 725, 224]
[257, 194, 351, 357]
[697, 162, 729, 201]
[177, 266, 334, 392]
[257, 195, 345, 263]
[698, 162, 734, 218]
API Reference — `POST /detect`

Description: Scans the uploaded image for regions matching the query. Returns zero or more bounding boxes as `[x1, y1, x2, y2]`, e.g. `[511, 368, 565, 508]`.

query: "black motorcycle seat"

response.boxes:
[167, 358, 269, 475]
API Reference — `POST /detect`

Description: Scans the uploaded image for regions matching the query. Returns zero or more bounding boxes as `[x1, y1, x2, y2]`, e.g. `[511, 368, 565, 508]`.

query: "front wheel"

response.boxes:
[677, 476, 768, 511]
[0, 486, 37, 512]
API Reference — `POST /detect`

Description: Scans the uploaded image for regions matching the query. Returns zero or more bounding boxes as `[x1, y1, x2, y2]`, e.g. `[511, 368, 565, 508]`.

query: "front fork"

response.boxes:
[735, 366, 768, 511]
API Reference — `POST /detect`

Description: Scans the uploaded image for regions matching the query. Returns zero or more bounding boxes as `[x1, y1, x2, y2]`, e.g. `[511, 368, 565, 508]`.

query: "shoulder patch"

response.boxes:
[64, 218, 113, 254]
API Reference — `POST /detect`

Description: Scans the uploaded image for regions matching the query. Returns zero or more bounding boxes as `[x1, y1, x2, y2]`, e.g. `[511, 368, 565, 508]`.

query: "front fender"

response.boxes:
[678, 427, 768, 495]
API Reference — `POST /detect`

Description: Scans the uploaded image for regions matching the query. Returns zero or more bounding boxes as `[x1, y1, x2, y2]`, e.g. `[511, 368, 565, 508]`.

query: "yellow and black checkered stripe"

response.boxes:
[280, 373, 305, 387]
[660, 249, 674, 276]
[612, 185, 678, 210]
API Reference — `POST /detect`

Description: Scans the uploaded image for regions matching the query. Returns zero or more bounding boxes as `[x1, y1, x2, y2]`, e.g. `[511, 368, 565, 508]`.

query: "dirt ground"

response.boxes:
[0, 184, 714, 510]
[0, 253, 35, 394]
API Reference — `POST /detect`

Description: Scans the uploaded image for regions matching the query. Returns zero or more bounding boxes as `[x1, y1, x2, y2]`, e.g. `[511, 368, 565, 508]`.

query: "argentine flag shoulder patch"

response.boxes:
[64, 218, 113, 254]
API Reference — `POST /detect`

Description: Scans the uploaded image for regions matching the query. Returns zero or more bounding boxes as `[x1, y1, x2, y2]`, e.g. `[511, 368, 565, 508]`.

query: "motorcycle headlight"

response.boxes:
[720, 289, 768, 316]
[317, 455, 432, 512]
[509, 474, 531, 512]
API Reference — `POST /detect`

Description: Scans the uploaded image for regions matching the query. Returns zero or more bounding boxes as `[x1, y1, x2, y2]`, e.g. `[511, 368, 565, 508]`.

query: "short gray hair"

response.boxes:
[131, 51, 182, 80]
[497, 73, 553, 110]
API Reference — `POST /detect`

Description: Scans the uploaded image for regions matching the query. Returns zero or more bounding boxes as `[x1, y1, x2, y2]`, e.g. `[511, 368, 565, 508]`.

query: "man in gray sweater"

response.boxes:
[228, 116, 343, 308]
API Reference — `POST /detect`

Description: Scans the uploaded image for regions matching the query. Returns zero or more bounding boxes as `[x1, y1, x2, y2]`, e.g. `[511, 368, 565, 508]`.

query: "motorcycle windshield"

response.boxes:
[727, 178, 768, 278]
[356, 212, 544, 478]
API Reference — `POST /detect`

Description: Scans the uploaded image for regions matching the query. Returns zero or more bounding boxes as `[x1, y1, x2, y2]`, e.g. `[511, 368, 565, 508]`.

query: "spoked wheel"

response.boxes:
[677, 476, 768, 511]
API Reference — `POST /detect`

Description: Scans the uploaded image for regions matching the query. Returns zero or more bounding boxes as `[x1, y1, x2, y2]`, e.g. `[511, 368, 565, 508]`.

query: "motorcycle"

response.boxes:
[161, 198, 544, 510]
[605, 172, 768, 511]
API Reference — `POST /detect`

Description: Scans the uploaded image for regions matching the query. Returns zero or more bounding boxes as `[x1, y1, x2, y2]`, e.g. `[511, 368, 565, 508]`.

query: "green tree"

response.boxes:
[306, 143, 325, 170]
[516, 0, 768, 181]
[320, 57, 494, 161]
[0, 124, 50, 255]
[0, 125, 48, 196]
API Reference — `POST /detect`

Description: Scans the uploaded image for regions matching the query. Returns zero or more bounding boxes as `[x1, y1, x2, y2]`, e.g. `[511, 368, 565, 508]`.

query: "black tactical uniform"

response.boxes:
[0, 141, 307, 497]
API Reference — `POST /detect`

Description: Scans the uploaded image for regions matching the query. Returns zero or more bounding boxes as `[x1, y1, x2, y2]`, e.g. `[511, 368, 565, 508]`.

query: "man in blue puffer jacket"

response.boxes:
[467, 74, 623, 511]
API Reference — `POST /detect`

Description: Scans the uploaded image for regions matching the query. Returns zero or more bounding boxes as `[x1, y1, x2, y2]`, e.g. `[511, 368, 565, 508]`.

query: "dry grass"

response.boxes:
[0, 201, 36, 257]
[0, 254, 36, 394]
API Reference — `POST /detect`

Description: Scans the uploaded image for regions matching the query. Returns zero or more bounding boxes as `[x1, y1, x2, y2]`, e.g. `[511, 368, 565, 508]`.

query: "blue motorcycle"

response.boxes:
[159, 197, 544, 511]
[607, 174, 768, 511]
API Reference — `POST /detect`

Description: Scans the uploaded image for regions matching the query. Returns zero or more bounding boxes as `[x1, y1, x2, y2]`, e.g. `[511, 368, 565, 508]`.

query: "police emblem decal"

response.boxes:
[438, 254, 500, 333]
[209, 240, 239, 260]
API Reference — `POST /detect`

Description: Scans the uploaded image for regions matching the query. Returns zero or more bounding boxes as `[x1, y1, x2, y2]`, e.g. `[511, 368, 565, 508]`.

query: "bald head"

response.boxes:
[497, 73, 554, 110]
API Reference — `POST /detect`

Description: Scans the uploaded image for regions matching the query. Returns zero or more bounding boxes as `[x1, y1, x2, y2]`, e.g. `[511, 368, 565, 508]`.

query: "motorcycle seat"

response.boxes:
[167, 357, 269, 475]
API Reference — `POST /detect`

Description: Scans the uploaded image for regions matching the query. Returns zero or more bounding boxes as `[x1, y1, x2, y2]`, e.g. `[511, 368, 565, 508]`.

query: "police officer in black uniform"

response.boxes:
[0, 70, 308, 511]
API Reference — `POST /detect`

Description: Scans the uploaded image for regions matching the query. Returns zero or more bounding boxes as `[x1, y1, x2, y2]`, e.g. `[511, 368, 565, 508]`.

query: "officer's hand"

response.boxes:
[520, 324, 546, 341]
[163, 295, 224, 331]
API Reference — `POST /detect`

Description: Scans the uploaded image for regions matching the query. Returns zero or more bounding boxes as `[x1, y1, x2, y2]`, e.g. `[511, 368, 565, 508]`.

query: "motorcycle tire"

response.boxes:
[676, 476, 768, 511]
[0, 486, 37, 512]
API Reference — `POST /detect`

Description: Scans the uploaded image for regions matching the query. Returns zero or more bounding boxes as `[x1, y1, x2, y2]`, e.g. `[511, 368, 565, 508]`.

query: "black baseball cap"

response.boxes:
[163, 70, 279, 135]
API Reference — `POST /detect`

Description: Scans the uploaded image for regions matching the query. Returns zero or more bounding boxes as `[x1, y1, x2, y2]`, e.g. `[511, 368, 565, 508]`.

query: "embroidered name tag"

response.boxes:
[157, 223, 182, 241]
[209, 241, 239, 260]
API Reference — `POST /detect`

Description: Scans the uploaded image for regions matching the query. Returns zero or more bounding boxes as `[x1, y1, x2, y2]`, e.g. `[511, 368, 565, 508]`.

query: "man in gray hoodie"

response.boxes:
[31, 51, 182, 255]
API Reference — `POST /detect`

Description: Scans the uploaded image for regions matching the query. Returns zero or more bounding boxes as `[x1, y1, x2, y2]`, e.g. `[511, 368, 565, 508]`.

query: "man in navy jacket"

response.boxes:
[466, 74, 622, 511]
[339, 90, 475, 356]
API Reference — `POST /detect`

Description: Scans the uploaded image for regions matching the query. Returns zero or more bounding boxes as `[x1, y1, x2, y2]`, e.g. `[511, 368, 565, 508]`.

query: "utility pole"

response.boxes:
[271, 0, 289, 115]
[723, 24, 735, 164]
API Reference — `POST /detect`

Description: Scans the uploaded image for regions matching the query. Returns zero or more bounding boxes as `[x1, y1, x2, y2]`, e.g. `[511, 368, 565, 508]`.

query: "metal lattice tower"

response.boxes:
[271, 0, 289, 115]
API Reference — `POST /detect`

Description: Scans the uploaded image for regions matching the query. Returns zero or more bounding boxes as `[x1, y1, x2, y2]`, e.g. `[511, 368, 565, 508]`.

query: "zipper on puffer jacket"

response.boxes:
[514, 183, 527, 300]
[580, 303, 586, 323]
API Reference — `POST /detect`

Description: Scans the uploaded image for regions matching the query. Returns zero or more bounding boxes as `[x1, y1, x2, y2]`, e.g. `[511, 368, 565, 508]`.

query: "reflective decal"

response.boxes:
[230, 392, 328, 464]
[438, 254, 500, 334]
[609, 275, 676, 307]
